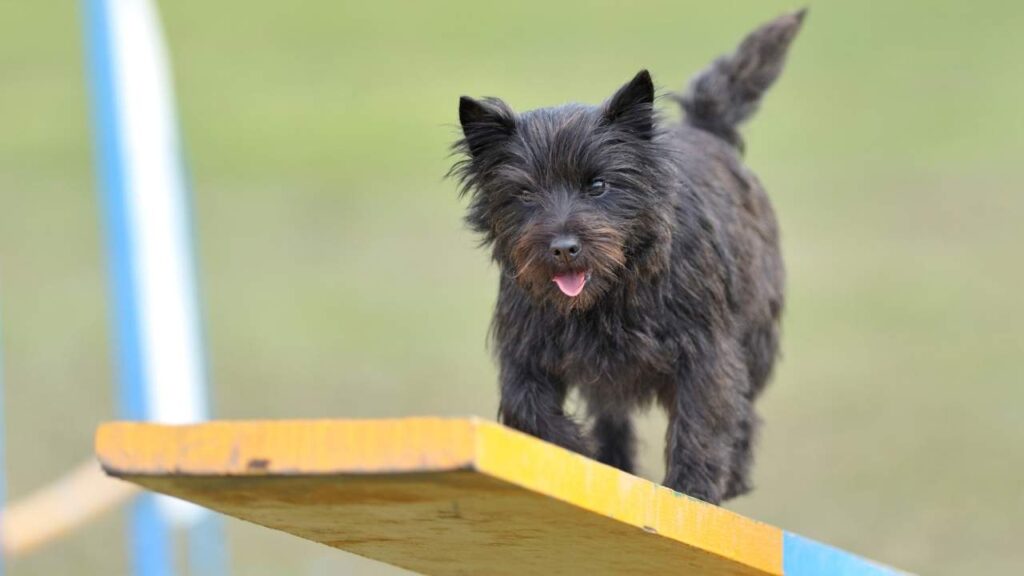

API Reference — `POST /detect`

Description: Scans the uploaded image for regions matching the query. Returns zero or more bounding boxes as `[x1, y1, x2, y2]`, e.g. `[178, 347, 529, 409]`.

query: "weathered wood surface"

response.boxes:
[95, 417, 908, 576]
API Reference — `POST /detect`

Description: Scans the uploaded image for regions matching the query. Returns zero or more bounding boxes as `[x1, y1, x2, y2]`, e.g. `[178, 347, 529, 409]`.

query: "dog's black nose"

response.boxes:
[550, 235, 581, 261]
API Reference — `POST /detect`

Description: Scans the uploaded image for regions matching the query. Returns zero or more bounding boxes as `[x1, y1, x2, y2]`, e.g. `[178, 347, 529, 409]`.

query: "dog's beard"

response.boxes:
[508, 222, 627, 313]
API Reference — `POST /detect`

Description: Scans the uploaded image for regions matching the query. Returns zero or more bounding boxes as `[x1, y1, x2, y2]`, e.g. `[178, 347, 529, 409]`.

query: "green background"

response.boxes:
[2, 1, 1022, 574]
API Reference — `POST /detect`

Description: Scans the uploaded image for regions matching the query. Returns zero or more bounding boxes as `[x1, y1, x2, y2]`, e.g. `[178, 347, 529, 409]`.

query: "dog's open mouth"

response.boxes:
[552, 271, 590, 297]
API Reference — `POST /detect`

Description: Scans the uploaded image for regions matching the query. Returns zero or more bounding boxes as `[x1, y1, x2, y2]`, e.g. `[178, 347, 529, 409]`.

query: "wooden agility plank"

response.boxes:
[95, 417, 909, 575]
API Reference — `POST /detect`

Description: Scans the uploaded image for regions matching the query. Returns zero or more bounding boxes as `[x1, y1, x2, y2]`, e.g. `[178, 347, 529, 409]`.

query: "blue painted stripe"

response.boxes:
[784, 532, 908, 576]
[82, 1, 173, 575]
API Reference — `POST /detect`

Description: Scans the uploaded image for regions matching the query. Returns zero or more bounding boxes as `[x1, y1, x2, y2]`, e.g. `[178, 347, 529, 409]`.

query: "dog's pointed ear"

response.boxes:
[602, 70, 655, 139]
[459, 96, 516, 157]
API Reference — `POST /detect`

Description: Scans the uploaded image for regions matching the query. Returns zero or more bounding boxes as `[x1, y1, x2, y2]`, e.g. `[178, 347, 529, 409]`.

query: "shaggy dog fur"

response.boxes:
[451, 11, 805, 503]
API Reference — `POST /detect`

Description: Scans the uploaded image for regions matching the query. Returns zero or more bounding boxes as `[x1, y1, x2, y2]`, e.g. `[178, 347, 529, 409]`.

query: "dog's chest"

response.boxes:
[551, 310, 676, 406]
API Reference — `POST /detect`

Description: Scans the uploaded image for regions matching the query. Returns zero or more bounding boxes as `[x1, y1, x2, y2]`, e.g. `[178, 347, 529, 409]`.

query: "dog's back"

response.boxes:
[667, 126, 784, 402]
[671, 10, 804, 399]
[659, 12, 803, 497]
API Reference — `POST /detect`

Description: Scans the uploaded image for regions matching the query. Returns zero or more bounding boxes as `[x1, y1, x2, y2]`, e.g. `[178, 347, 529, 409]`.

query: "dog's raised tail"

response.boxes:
[679, 9, 806, 151]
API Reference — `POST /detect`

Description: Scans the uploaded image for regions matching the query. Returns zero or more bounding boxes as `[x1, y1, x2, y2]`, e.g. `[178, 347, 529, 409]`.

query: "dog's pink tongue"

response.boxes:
[552, 272, 587, 297]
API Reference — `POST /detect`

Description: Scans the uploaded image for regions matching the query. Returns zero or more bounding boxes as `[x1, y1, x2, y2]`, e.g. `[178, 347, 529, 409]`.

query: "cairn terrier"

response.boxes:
[451, 10, 804, 503]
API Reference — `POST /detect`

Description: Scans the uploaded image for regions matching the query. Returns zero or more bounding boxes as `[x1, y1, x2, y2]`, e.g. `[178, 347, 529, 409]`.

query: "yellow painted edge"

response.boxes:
[471, 419, 784, 576]
[96, 417, 782, 574]
[96, 418, 476, 476]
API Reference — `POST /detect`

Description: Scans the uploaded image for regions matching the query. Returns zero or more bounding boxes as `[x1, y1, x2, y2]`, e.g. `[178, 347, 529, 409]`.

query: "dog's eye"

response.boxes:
[588, 178, 607, 197]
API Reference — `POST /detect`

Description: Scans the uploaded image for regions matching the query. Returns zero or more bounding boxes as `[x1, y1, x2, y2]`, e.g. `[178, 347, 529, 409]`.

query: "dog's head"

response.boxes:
[452, 70, 675, 312]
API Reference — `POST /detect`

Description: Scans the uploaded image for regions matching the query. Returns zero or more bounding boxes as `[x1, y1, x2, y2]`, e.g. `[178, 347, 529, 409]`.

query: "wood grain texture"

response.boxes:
[94, 418, 807, 575]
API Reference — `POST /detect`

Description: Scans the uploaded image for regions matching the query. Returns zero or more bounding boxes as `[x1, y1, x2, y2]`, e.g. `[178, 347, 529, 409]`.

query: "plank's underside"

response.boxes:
[95, 417, 906, 576]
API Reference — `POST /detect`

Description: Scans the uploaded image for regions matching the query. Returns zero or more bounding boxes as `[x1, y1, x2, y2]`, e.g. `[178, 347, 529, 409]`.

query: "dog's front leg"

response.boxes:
[497, 361, 589, 456]
[663, 335, 746, 504]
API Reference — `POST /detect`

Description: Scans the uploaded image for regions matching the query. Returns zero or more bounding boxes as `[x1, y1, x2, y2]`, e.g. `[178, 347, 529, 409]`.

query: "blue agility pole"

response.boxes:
[82, 1, 228, 574]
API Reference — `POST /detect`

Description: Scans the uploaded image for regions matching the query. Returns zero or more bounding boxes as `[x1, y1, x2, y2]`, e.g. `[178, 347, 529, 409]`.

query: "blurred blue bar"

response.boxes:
[784, 532, 906, 576]
[82, 0, 174, 574]
[189, 514, 230, 576]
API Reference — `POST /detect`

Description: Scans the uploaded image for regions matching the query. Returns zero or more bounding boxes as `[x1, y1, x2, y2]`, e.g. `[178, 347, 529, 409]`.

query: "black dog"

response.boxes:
[451, 11, 804, 504]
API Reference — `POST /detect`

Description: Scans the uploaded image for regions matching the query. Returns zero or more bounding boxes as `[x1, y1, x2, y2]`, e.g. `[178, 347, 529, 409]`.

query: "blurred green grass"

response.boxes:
[1, 1, 1023, 574]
